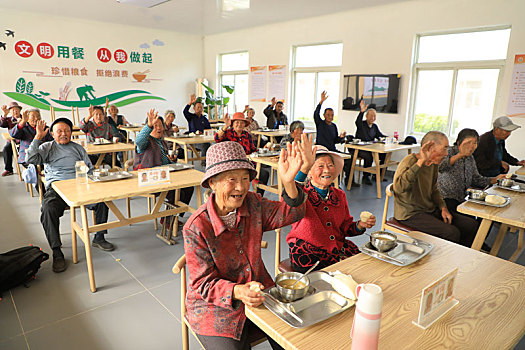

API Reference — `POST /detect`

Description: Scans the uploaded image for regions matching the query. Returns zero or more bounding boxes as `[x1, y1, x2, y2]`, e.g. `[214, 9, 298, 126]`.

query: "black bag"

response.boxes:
[0, 246, 49, 295]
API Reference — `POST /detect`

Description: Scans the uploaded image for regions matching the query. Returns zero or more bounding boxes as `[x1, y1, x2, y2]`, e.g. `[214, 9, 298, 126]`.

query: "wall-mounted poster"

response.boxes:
[507, 54, 525, 118]
[249, 66, 266, 102]
[268, 65, 286, 102]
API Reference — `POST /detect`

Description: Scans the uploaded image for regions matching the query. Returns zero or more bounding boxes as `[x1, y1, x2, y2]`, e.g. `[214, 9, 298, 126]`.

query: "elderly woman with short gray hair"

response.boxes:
[183, 135, 314, 350]
[279, 120, 304, 148]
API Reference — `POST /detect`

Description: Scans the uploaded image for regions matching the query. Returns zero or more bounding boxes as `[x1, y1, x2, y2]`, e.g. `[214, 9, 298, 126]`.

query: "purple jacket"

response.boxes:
[10, 123, 53, 163]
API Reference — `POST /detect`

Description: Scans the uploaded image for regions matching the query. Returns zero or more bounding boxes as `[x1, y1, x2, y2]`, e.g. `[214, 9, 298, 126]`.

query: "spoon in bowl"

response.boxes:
[290, 260, 320, 288]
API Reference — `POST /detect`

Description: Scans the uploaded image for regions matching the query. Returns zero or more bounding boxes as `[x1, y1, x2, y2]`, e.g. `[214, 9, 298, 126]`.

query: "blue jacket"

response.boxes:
[183, 105, 211, 133]
[313, 104, 343, 152]
[10, 123, 53, 163]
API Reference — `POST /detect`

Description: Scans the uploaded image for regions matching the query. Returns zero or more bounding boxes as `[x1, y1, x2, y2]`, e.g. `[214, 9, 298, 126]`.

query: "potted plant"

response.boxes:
[201, 82, 234, 121]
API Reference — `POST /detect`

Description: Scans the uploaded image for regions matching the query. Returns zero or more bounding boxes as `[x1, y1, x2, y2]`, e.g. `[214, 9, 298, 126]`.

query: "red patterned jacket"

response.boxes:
[183, 191, 306, 340]
[214, 128, 257, 155]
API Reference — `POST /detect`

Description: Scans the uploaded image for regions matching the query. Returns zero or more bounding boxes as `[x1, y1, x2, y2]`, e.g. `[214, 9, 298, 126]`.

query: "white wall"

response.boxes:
[0, 9, 202, 129]
[203, 0, 525, 161]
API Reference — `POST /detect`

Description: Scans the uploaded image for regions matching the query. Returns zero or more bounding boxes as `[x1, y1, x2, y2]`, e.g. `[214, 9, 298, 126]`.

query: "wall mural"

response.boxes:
[1, 28, 166, 111]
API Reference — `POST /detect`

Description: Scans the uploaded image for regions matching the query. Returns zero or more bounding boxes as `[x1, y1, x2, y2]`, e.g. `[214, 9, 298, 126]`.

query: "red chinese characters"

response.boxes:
[37, 42, 54, 59]
[97, 48, 112, 62]
[15, 41, 34, 58]
[114, 49, 128, 63]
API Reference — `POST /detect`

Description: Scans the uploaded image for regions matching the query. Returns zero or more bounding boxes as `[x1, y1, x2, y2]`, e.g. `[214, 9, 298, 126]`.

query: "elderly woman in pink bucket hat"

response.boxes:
[183, 135, 313, 349]
[286, 145, 377, 273]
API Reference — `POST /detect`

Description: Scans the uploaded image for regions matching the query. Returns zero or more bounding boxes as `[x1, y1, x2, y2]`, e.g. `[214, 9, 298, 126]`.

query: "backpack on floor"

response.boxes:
[0, 246, 49, 296]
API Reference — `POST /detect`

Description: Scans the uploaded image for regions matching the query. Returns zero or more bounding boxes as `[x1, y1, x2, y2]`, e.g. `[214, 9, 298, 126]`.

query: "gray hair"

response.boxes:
[164, 110, 176, 118]
[27, 108, 40, 115]
[289, 120, 305, 133]
[421, 131, 447, 146]
[366, 108, 376, 117]
[246, 108, 255, 114]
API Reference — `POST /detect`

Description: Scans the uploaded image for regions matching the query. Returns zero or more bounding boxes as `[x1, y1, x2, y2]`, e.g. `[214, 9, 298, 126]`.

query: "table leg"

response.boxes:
[471, 218, 492, 251]
[373, 152, 382, 199]
[112, 152, 116, 168]
[490, 224, 509, 256]
[80, 205, 97, 292]
[95, 153, 105, 168]
[381, 153, 392, 181]
[253, 162, 262, 192]
[183, 145, 188, 163]
[346, 149, 359, 190]
[196, 185, 202, 207]
[71, 206, 78, 264]
[173, 189, 181, 238]
[257, 135, 261, 148]
[123, 148, 128, 168]
[510, 228, 524, 262]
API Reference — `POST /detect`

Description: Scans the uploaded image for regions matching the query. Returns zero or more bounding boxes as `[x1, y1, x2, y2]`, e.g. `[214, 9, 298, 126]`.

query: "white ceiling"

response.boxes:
[0, 0, 415, 35]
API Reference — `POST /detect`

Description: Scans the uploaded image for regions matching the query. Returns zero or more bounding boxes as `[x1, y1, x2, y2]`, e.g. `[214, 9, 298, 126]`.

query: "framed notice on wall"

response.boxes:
[507, 54, 525, 117]
[268, 65, 286, 102]
[249, 66, 267, 102]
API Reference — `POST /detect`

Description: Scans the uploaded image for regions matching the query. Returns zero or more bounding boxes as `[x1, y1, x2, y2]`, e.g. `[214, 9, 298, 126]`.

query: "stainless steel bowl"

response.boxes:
[467, 189, 487, 200]
[275, 271, 310, 302]
[498, 178, 514, 187]
[370, 231, 397, 252]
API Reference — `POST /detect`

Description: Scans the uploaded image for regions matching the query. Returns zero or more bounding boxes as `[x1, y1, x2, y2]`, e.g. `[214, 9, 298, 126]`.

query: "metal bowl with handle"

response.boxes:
[370, 231, 397, 252]
[275, 271, 310, 302]
[467, 189, 487, 200]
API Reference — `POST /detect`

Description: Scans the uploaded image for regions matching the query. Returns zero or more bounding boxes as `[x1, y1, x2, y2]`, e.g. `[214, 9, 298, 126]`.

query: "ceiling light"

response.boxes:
[116, 0, 170, 8]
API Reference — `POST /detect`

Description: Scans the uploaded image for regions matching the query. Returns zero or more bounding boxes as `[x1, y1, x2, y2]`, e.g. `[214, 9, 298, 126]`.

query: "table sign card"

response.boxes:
[413, 268, 459, 330]
[138, 167, 170, 186]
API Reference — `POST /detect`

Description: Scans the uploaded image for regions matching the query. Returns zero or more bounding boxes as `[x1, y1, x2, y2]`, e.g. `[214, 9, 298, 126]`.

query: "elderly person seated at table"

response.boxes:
[287, 142, 376, 273]
[355, 99, 388, 185]
[473, 116, 525, 177]
[183, 94, 212, 166]
[80, 105, 120, 167]
[162, 109, 183, 158]
[243, 105, 261, 134]
[215, 112, 269, 195]
[313, 91, 355, 187]
[279, 120, 304, 149]
[183, 139, 308, 349]
[104, 98, 128, 141]
[10, 108, 53, 167]
[26, 117, 113, 273]
[1, 102, 22, 176]
[134, 109, 194, 222]
[438, 128, 505, 251]
[393, 131, 476, 247]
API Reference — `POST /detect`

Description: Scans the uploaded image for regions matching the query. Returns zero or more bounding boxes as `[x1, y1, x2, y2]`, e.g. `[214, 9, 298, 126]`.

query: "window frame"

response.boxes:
[407, 27, 510, 138]
[217, 51, 249, 113]
[291, 42, 343, 128]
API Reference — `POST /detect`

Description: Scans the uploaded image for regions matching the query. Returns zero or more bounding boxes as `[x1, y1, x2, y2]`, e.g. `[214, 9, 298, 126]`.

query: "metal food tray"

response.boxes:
[494, 184, 525, 193]
[163, 163, 194, 172]
[91, 140, 114, 145]
[464, 194, 511, 207]
[359, 234, 434, 267]
[88, 171, 133, 182]
[253, 151, 281, 157]
[263, 271, 355, 328]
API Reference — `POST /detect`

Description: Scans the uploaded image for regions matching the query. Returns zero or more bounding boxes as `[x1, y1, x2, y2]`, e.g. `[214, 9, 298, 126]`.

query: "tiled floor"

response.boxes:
[0, 161, 523, 350]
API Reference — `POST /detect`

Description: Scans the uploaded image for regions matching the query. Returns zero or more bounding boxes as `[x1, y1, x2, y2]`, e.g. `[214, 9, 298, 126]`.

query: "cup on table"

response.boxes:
[75, 161, 88, 184]
[113, 137, 119, 143]
[279, 125, 285, 131]
[385, 137, 394, 145]
[168, 150, 174, 157]
[353, 138, 361, 144]
[94, 138, 101, 144]
[79, 139, 86, 147]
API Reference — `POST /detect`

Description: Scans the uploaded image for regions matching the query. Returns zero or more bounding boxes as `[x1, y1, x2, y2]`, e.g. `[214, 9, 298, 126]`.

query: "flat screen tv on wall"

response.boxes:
[342, 74, 400, 113]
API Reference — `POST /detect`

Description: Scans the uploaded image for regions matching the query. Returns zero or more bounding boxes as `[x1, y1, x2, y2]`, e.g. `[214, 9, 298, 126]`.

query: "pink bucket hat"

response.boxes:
[7, 102, 22, 110]
[201, 141, 257, 188]
[314, 146, 343, 177]
[231, 112, 250, 126]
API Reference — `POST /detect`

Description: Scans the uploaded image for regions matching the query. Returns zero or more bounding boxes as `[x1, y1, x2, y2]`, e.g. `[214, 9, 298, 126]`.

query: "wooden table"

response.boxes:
[344, 142, 420, 198]
[457, 186, 525, 262]
[52, 169, 204, 292]
[246, 231, 525, 350]
[251, 129, 316, 148]
[516, 166, 525, 176]
[83, 142, 135, 168]
[120, 125, 143, 143]
[164, 135, 215, 164]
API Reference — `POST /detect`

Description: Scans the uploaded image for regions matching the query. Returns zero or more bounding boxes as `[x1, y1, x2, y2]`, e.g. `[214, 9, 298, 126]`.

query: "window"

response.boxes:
[218, 51, 249, 113]
[291, 43, 343, 126]
[408, 28, 510, 138]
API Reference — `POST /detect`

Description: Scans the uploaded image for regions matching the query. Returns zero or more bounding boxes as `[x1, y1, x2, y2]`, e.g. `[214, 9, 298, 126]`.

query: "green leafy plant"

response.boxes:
[414, 113, 458, 134]
[201, 82, 233, 108]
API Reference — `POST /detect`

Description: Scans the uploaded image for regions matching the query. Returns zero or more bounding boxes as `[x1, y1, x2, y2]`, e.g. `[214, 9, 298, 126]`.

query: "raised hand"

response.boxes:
[360, 99, 368, 112]
[279, 141, 304, 185]
[88, 105, 94, 119]
[1, 105, 8, 116]
[340, 131, 347, 138]
[298, 133, 317, 174]
[189, 94, 197, 105]
[20, 110, 29, 125]
[271, 97, 276, 106]
[223, 113, 231, 128]
[35, 120, 48, 140]
[147, 109, 159, 128]
[320, 91, 328, 103]
[418, 141, 434, 166]
[105, 97, 109, 109]
[243, 105, 250, 113]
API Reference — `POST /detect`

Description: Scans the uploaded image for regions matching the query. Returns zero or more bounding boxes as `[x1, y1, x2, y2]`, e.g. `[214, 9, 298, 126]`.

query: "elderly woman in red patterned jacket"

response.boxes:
[286, 145, 377, 273]
[182, 136, 312, 350]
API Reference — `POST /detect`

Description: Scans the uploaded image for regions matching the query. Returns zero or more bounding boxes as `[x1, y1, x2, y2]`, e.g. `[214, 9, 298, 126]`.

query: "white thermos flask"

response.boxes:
[350, 284, 383, 350]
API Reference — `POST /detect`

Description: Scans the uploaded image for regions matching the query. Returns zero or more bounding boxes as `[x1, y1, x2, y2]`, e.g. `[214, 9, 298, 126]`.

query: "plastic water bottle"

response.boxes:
[351, 284, 383, 350]
[75, 161, 88, 184]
